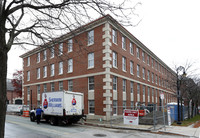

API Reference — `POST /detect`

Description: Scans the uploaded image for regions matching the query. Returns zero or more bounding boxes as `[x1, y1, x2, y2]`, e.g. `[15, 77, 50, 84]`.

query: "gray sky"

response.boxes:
[7, 0, 200, 78]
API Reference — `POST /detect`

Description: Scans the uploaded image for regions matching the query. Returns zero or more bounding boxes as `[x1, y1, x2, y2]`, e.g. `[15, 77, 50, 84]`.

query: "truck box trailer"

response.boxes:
[30, 91, 86, 125]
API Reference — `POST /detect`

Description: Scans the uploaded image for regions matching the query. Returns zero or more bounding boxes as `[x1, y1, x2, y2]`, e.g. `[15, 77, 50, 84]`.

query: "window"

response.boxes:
[88, 53, 94, 68]
[59, 61, 63, 74]
[152, 88, 154, 97]
[152, 73, 154, 83]
[27, 57, 30, 66]
[43, 84, 47, 92]
[159, 77, 161, 86]
[43, 66, 47, 78]
[142, 68, 145, 80]
[59, 81, 63, 91]
[130, 43, 133, 55]
[122, 57, 126, 72]
[68, 80, 73, 91]
[152, 58, 154, 68]
[155, 61, 157, 70]
[43, 50, 47, 61]
[50, 46, 54, 58]
[113, 76, 117, 91]
[131, 101, 134, 109]
[122, 79, 126, 92]
[88, 77, 94, 91]
[51, 82, 55, 91]
[155, 75, 158, 84]
[122, 36, 126, 50]
[130, 81, 134, 93]
[37, 68, 40, 79]
[143, 86, 145, 96]
[147, 70, 150, 81]
[136, 47, 140, 59]
[123, 101, 126, 110]
[137, 84, 140, 94]
[59, 43, 63, 55]
[68, 39, 73, 52]
[137, 64, 140, 77]
[50, 64, 55, 76]
[88, 30, 94, 45]
[112, 52, 117, 68]
[27, 71, 30, 81]
[68, 59, 73, 73]
[147, 55, 150, 65]
[130, 61, 133, 74]
[37, 53, 40, 63]
[27, 86, 30, 95]
[37, 85, 40, 94]
[89, 100, 95, 114]
[113, 100, 117, 115]
[112, 29, 117, 44]
[142, 51, 145, 62]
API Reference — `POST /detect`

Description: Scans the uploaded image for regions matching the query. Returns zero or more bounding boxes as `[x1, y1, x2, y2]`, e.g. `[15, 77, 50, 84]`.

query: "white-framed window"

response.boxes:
[43, 66, 47, 78]
[27, 71, 30, 81]
[112, 29, 117, 44]
[43, 84, 47, 92]
[89, 100, 95, 114]
[122, 57, 126, 72]
[88, 30, 94, 45]
[147, 70, 150, 81]
[59, 61, 63, 75]
[155, 61, 157, 70]
[58, 43, 63, 55]
[27, 57, 30, 66]
[137, 64, 140, 77]
[130, 81, 134, 93]
[130, 43, 133, 55]
[123, 101, 126, 110]
[51, 82, 54, 91]
[113, 100, 117, 115]
[68, 39, 73, 52]
[130, 61, 133, 74]
[68, 59, 73, 73]
[142, 51, 145, 62]
[148, 87, 150, 97]
[88, 76, 94, 91]
[112, 51, 117, 68]
[142, 68, 145, 80]
[137, 84, 140, 95]
[136, 47, 140, 59]
[88, 53, 94, 68]
[152, 88, 154, 98]
[143, 85, 145, 96]
[159, 77, 161, 86]
[37, 53, 40, 63]
[50, 64, 55, 76]
[37, 68, 40, 79]
[68, 80, 73, 91]
[152, 58, 154, 68]
[152, 73, 154, 83]
[59, 81, 63, 91]
[155, 75, 158, 84]
[43, 50, 47, 61]
[37, 85, 40, 94]
[122, 79, 126, 92]
[122, 36, 126, 50]
[50, 46, 54, 58]
[113, 76, 117, 91]
[147, 55, 150, 65]
[27, 86, 30, 95]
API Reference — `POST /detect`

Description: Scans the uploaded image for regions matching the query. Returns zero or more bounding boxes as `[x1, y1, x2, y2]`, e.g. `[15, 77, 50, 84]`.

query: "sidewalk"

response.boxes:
[82, 119, 200, 138]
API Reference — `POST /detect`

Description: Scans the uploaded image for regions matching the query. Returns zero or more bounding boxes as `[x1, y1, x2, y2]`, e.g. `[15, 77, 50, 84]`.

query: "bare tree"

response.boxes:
[0, 0, 141, 137]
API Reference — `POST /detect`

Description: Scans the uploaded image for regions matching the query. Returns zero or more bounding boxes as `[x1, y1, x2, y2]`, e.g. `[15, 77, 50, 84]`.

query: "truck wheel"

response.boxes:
[30, 113, 35, 122]
[50, 117, 57, 126]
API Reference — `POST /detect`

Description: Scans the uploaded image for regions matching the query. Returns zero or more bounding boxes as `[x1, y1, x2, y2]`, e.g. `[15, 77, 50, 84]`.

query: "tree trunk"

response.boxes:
[191, 101, 194, 118]
[180, 97, 183, 121]
[188, 100, 190, 119]
[0, 48, 8, 138]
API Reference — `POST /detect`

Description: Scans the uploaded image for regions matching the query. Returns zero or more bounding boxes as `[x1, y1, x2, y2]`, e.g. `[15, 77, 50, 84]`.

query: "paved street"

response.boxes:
[5, 115, 186, 138]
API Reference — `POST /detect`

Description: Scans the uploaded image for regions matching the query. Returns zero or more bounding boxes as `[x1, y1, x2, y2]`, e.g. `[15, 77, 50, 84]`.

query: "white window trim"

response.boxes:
[88, 30, 94, 46]
[58, 43, 63, 56]
[68, 59, 73, 73]
[59, 62, 63, 75]
[50, 64, 55, 76]
[88, 53, 94, 69]
[43, 66, 47, 78]
[68, 39, 73, 53]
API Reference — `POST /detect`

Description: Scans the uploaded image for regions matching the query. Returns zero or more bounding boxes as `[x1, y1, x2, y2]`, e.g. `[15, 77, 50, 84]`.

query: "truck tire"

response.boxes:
[30, 113, 35, 122]
[50, 117, 58, 126]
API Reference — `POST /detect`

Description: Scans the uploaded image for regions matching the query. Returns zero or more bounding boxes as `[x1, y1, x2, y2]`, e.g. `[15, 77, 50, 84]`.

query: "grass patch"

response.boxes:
[172, 114, 200, 126]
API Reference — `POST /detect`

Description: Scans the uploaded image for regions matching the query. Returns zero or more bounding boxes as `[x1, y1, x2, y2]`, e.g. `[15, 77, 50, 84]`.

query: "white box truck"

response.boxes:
[30, 91, 86, 125]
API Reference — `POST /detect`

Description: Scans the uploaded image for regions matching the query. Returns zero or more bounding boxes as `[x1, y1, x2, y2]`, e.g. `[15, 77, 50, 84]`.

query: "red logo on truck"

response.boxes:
[43, 94, 48, 109]
[72, 95, 76, 105]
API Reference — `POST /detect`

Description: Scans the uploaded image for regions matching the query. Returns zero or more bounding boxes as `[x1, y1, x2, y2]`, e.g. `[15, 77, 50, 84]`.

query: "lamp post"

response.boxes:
[176, 66, 186, 125]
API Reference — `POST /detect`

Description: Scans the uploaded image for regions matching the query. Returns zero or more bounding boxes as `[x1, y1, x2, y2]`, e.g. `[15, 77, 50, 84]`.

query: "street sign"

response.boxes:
[160, 93, 164, 100]
[124, 109, 139, 125]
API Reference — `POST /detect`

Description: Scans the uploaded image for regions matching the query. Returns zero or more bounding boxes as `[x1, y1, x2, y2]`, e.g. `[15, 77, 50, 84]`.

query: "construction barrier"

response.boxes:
[22, 110, 30, 117]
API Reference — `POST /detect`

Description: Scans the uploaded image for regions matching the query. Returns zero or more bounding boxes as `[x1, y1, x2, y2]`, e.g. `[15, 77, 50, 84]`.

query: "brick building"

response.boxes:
[20, 15, 176, 120]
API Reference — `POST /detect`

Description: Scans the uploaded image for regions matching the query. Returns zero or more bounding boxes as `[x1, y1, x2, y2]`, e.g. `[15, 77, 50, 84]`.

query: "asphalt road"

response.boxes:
[5, 115, 185, 138]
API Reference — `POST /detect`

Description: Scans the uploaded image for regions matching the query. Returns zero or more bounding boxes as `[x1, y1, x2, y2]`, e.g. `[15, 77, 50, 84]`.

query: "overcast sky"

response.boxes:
[7, 0, 200, 79]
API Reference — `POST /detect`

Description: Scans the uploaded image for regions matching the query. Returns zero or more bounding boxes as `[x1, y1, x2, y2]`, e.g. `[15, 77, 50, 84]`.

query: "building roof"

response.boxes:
[7, 79, 14, 91]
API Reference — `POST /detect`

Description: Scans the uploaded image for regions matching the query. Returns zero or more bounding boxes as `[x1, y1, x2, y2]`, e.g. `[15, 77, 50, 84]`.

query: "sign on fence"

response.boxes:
[124, 109, 139, 125]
